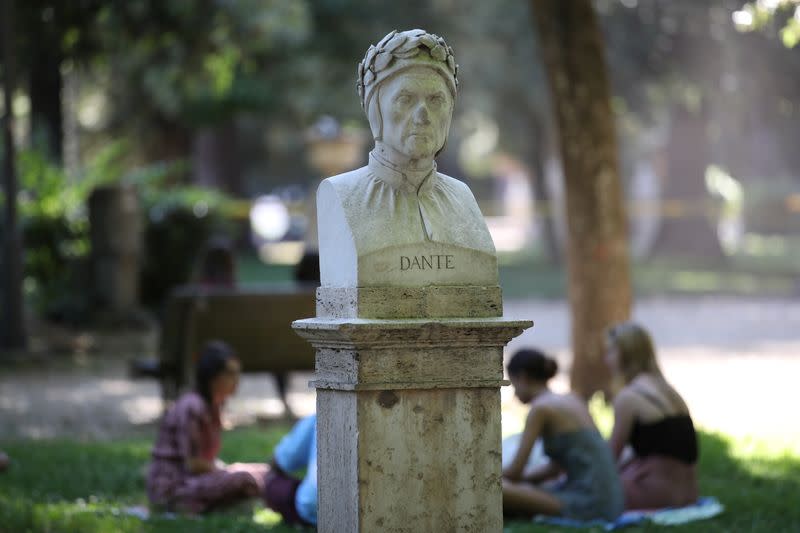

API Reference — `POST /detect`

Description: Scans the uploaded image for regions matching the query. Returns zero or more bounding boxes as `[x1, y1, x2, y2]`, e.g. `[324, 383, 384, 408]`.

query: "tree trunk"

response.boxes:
[653, 103, 726, 261]
[526, 110, 561, 264]
[29, 46, 64, 163]
[1, 0, 28, 351]
[531, 0, 632, 398]
[191, 120, 242, 195]
[145, 118, 192, 182]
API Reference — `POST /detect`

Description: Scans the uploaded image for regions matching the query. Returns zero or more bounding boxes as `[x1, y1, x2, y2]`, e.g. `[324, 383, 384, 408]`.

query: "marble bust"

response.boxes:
[317, 29, 497, 288]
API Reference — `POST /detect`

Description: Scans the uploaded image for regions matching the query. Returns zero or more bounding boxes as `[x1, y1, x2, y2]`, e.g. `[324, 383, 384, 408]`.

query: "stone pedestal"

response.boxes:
[294, 289, 531, 532]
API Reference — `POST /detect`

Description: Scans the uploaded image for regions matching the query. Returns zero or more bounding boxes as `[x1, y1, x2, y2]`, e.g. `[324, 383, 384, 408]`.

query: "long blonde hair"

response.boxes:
[607, 321, 663, 383]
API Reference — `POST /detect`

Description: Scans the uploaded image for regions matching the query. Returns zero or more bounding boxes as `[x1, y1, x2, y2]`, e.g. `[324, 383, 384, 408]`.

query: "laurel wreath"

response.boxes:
[357, 30, 459, 108]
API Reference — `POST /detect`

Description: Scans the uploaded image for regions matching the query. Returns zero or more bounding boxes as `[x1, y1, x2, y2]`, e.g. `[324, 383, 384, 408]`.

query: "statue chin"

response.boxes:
[400, 138, 440, 161]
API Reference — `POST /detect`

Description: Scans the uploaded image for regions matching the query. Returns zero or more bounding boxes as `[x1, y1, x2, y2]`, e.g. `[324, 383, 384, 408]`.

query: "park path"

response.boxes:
[502, 297, 800, 443]
[1, 297, 798, 444]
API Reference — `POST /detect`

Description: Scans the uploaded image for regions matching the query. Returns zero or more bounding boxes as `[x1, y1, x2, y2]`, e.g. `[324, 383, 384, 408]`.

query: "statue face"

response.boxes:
[377, 69, 453, 160]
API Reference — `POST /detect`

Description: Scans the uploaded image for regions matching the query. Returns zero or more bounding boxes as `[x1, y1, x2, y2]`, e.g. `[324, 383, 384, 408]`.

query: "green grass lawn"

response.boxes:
[2, 423, 799, 533]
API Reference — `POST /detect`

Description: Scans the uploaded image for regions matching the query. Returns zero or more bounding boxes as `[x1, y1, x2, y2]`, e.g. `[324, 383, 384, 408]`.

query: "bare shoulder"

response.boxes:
[527, 394, 555, 420]
[530, 392, 576, 421]
[612, 386, 641, 411]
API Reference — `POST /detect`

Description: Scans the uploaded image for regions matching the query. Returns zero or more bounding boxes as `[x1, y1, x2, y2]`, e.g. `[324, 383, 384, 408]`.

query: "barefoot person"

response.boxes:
[502, 349, 623, 521]
[146, 341, 268, 513]
[605, 321, 699, 509]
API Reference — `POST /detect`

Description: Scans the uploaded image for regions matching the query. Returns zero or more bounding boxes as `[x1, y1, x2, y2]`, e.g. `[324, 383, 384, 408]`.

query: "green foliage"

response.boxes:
[138, 196, 235, 310]
[118, 150, 241, 309]
[92, 0, 312, 127]
[6, 145, 131, 318]
[1, 141, 239, 319]
[736, 0, 800, 47]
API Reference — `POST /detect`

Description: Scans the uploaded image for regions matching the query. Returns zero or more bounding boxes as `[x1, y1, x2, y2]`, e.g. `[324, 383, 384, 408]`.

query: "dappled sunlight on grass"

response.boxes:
[1, 420, 798, 532]
[253, 507, 284, 526]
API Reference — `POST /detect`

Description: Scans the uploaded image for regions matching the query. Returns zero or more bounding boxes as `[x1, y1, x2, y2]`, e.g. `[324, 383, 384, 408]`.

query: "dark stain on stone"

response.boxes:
[377, 390, 399, 409]
[413, 405, 424, 413]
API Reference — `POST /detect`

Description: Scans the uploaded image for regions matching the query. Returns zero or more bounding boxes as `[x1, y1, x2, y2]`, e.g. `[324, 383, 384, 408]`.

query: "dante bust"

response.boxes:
[317, 29, 497, 288]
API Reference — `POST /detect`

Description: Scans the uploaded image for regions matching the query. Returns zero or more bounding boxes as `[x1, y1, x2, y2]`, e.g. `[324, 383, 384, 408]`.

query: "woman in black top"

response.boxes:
[605, 322, 699, 510]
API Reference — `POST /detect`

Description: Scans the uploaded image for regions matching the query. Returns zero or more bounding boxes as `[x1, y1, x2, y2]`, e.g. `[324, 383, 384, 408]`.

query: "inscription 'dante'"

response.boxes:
[400, 254, 455, 271]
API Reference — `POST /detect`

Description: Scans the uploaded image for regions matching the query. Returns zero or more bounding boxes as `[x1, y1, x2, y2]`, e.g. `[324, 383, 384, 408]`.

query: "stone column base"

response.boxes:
[293, 317, 531, 533]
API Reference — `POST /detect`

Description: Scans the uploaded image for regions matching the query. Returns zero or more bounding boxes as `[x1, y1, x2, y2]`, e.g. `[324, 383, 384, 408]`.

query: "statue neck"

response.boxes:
[373, 142, 435, 187]
[369, 149, 437, 195]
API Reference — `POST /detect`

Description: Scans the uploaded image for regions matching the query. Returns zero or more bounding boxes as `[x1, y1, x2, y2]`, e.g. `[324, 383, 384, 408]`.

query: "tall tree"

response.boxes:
[1, 0, 28, 350]
[12, 1, 106, 164]
[531, 0, 632, 398]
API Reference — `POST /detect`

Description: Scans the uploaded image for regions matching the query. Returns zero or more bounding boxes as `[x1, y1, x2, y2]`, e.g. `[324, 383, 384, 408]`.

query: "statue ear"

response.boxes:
[366, 91, 383, 141]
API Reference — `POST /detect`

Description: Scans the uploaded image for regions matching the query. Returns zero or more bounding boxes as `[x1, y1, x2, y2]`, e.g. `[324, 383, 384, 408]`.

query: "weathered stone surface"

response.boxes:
[316, 285, 502, 319]
[317, 391, 359, 533]
[293, 316, 531, 532]
[294, 317, 531, 351]
[297, 317, 529, 390]
[316, 388, 503, 532]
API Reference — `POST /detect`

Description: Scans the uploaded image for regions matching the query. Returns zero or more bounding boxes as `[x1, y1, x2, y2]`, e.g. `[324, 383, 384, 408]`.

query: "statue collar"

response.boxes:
[368, 150, 437, 195]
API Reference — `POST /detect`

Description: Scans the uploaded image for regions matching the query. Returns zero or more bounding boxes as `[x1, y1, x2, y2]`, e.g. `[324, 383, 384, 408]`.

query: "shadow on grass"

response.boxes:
[504, 430, 800, 532]
[1, 428, 798, 533]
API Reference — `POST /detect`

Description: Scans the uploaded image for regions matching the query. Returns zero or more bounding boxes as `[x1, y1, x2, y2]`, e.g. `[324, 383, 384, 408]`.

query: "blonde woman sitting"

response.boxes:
[605, 322, 699, 510]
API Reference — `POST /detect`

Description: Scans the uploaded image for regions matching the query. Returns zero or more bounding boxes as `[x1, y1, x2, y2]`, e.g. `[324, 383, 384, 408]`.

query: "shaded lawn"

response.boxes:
[237, 251, 799, 299]
[0, 424, 297, 533]
[1, 426, 799, 532]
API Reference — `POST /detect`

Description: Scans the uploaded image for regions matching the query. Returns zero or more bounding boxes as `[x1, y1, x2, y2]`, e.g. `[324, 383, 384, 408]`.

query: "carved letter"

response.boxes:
[446, 255, 454, 269]
[421, 255, 433, 270]
[411, 256, 422, 269]
[401, 256, 410, 270]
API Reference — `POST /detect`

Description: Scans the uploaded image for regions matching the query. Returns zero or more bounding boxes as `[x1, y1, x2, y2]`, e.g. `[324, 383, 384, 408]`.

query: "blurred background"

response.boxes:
[1, 3, 799, 530]
[2, 0, 800, 326]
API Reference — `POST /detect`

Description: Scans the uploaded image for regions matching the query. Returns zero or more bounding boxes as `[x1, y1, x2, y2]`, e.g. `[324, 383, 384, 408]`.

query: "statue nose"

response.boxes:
[412, 104, 431, 125]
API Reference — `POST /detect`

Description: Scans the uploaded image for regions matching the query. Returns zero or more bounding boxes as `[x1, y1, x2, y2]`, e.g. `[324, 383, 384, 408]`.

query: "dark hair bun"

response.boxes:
[544, 358, 558, 380]
[508, 348, 558, 382]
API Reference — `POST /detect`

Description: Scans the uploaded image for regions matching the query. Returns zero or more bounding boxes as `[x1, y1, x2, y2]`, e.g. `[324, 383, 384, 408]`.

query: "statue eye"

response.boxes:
[429, 94, 445, 106]
[395, 94, 413, 105]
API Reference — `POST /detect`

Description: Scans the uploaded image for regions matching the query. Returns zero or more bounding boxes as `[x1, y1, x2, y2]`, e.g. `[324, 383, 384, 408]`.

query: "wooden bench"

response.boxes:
[138, 283, 317, 412]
